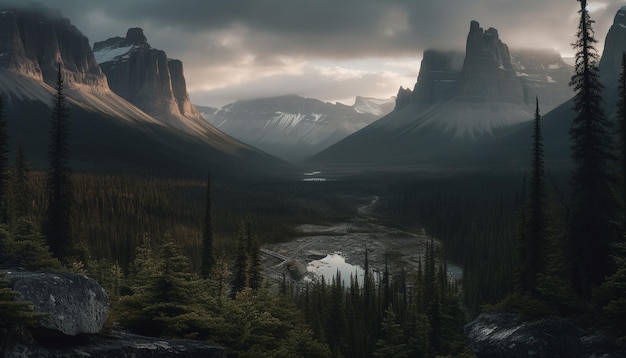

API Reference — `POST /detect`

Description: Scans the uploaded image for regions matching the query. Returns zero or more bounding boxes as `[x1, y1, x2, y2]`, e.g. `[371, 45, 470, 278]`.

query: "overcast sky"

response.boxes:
[23, 0, 626, 107]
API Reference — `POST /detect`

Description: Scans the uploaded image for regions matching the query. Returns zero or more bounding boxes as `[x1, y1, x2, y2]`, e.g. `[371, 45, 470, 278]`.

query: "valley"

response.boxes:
[261, 195, 451, 286]
[2, 1, 626, 357]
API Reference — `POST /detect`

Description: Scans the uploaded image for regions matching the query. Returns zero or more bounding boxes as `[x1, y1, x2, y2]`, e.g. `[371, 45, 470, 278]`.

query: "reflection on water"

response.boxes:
[307, 253, 365, 286]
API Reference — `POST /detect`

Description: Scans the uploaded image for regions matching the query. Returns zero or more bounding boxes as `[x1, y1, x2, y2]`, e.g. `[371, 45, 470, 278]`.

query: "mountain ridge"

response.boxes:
[200, 94, 394, 161]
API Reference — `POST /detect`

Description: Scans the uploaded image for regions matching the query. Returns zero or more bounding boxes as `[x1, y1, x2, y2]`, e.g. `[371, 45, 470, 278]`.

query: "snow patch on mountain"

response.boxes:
[266, 112, 328, 130]
[199, 95, 390, 161]
[93, 45, 136, 64]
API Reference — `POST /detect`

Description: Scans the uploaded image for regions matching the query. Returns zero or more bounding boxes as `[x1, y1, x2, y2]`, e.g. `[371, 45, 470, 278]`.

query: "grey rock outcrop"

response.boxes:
[6, 271, 109, 337]
[460, 21, 524, 102]
[599, 6, 626, 107]
[5, 331, 226, 358]
[93, 28, 204, 133]
[0, 3, 108, 90]
[465, 312, 626, 358]
[394, 86, 414, 111]
[600, 6, 626, 79]
[412, 49, 464, 104]
[399, 21, 571, 111]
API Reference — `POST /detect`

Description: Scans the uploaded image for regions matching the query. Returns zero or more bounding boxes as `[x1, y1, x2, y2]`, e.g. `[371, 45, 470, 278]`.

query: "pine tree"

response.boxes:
[247, 231, 263, 290]
[618, 52, 626, 219]
[595, 241, 626, 339]
[231, 222, 250, 295]
[516, 97, 546, 296]
[9, 145, 32, 227]
[374, 305, 408, 358]
[569, 0, 617, 299]
[117, 240, 199, 338]
[0, 96, 9, 224]
[200, 172, 215, 278]
[45, 64, 73, 261]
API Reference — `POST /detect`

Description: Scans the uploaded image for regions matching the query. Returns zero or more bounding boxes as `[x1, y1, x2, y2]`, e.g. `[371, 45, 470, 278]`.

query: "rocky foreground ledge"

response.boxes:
[464, 312, 626, 358]
[3, 270, 226, 357]
[4, 330, 226, 358]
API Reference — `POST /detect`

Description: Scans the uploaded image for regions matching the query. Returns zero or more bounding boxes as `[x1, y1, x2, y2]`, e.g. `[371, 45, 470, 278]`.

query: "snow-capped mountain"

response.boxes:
[308, 20, 573, 169]
[93, 28, 213, 137]
[0, 4, 290, 178]
[200, 95, 394, 161]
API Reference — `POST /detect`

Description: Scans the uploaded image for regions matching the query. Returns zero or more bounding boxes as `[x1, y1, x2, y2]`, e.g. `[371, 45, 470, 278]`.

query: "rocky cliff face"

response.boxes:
[395, 21, 572, 112]
[412, 49, 465, 104]
[0, 3, 108, 91]
[600, 6, 626, 105]
[93, 28, 204, 134]
[460, 21, 524, 102]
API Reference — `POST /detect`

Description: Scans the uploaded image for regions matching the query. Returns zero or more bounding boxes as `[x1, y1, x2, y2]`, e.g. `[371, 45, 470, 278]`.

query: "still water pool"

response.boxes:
[306, 253, 365, 286]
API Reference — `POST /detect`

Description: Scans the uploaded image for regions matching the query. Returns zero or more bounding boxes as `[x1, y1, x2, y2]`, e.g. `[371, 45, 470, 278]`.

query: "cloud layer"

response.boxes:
[12, 0, 626, 106]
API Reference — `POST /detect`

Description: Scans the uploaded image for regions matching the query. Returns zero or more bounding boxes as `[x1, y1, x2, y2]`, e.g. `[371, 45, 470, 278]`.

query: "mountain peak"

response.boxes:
[464, 20, 512, 72]
[124, 27, 149, 47]
[613, 6, 626, 29]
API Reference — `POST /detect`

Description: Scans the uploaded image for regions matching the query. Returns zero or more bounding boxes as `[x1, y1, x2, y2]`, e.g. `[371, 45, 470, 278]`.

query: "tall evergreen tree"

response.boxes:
[517, 97, 547, 296]
[9, 145, 32, 226]
[569, 0, 617, 299]
[618, 52, 626, 217]
[44, 64, 73, 261]
[231, 222, 250, 295]
[200, 172, 215, 278]
[0, 96, 9, 224]
[247, 231, 263, 290]
[374, 305, 408, 358]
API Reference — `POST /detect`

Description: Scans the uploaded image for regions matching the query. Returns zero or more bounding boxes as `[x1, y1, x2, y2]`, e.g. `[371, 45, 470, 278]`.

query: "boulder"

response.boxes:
[464, 312, 626, 358]
[6, 271, 109, 337]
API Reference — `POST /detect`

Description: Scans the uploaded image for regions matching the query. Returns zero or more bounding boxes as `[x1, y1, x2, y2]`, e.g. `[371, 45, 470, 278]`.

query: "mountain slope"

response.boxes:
[0, 4, 291, 179]
[308, 20, 573, 170]
[491, 5, 626, 170]
[200, 95, 394, 161]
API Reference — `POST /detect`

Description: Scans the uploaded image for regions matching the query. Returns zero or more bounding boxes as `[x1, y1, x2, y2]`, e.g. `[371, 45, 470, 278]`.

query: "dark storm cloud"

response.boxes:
[6, 0, 626, 106]
[35, 0, 623, 57]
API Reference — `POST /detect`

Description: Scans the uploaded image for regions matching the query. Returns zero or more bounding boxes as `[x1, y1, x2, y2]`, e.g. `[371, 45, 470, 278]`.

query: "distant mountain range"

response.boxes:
[198, 95, 394, 161]
[0, 4, 290, 179]
[3, 3, 621, 178]
[307, 19, 575, 171]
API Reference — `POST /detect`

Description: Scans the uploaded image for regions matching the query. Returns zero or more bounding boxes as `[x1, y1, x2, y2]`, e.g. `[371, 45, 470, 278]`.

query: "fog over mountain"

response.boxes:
[199, 95, 394, 162]
[308, 20, 574, 170]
